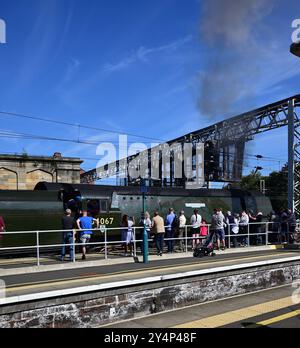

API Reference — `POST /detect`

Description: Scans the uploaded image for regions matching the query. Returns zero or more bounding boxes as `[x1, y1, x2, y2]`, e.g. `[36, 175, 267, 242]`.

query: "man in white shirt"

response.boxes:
[178, 211, 186, 251]
[239, 211, 249, 246]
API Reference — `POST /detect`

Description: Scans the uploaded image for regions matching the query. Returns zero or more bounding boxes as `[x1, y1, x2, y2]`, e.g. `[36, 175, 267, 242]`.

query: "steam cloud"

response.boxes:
[199, 0, 273, 119]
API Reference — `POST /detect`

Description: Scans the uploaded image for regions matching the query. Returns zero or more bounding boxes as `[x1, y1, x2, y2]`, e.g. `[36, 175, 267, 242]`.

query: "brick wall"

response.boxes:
[0, 262, 299, 328]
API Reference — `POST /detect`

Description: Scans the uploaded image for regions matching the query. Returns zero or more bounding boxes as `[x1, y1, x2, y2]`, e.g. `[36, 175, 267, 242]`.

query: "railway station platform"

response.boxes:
[101, 284, 300, 328]
[0, 246, 299, 328]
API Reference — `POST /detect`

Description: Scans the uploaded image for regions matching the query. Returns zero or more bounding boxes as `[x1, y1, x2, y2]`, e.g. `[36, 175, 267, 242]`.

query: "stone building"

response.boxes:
[0, 152, 83, 190]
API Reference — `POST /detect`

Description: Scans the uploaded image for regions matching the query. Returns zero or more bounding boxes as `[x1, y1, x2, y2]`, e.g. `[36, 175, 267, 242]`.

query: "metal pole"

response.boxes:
[266, 222, 268, 246]
[141, 188, 149, 263]
[143, 225, 149, 263]
[185, 225, 188, 253]
[104, 228, 108, 260]
[228, 224, 231, 249]
[247, 224, 250, 248]
[72, 230, 76, 263]
[133, 227, 137, 257]
[36, 231, 40, 267]
[288, 99, 295, 212]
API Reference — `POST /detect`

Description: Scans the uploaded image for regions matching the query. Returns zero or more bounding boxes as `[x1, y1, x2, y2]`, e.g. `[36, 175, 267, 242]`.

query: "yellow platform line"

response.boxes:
[257, 310, 300, 326]
[0, 255, 106, 266]
[5, 252, 286, 294]
[173, 296, 296, 328]
[248, 310, 300, 327]
[0, 257, 54, 266]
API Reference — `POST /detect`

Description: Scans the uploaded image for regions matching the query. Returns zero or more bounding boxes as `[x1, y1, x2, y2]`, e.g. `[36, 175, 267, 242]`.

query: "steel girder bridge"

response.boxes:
[81, 95, 300, 215]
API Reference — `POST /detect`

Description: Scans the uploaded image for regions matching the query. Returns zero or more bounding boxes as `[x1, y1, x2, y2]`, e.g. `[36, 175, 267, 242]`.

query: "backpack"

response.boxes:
[193, 243, 215, 258]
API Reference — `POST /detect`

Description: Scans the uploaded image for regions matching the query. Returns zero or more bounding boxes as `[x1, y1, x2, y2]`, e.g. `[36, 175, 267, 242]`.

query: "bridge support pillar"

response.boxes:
[288, 99, 295, 213]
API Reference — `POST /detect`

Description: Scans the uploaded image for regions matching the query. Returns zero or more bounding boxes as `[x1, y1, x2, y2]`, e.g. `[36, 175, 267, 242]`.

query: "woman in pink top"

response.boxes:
[199, 219, 208, 245]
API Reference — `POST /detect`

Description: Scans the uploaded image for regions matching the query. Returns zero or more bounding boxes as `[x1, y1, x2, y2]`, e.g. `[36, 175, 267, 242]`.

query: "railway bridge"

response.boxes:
[81, 95, 300, 216]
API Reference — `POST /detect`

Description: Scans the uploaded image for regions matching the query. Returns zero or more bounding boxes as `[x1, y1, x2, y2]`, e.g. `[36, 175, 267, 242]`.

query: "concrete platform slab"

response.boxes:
[0, 245, 283, 277]
[100, 284, 298, 328]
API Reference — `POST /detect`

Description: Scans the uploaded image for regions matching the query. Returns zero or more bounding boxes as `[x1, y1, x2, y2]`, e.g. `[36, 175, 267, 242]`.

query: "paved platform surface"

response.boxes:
[0, 247, 299, 299]
[100, 284, 300, 328]
[0, 245, 286, 275]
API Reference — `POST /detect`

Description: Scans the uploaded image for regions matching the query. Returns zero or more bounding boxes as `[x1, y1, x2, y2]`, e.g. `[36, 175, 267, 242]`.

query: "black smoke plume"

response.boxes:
[198, 0, 274, 119]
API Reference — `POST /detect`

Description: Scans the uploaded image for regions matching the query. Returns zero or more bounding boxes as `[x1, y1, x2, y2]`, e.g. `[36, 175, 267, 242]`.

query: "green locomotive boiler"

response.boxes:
[0, 182, 273, 255]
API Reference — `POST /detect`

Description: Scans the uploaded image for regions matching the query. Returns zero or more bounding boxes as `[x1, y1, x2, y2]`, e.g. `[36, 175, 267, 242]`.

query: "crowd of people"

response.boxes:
[119, 209, 209, 257]
[267, 208, 296, 244]
[38, 207, 300, 260]
[0, 205, 297, 262]
[118, 207, 298, 257]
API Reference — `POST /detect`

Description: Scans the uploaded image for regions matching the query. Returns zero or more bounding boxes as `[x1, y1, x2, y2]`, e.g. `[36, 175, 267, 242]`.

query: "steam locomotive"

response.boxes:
[0, 182, 273, 253]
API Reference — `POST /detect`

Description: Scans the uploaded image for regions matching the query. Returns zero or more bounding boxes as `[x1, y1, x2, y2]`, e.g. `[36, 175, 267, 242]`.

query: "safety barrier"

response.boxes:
[0, 221, 297, 267]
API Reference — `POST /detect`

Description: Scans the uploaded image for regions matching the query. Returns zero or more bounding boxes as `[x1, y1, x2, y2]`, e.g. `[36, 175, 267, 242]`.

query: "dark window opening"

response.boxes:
[87, 199, 100, 217]
[86, 199, 109, 216]
[100, 200, 108, 213]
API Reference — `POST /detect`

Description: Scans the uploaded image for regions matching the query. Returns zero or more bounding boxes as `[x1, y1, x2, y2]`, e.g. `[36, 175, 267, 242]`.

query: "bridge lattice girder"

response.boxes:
[80, 95, 300, 186]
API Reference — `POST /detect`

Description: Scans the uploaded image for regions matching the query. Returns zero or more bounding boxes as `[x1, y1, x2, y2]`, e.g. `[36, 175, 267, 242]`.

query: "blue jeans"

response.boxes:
[155, 233, 164, 254]
[166, 229, 174, 252]
[239, 226, 249, 246]
[205, 229, 225, 247]
[61, 232, 74, 260]
[204, 230, 215, 247]
[216, 228, 225, 241]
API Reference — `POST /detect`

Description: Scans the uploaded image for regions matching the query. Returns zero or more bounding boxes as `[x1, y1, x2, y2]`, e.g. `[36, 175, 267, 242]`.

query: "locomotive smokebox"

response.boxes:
[290, 42, 300, 57]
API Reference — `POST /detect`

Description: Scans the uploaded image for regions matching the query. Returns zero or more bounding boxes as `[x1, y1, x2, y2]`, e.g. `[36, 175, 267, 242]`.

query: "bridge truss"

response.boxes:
[81, 95, 300, 215]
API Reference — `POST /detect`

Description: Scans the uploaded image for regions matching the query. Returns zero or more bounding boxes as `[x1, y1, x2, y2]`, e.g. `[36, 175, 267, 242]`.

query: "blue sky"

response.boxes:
[0, 0, 300, 181]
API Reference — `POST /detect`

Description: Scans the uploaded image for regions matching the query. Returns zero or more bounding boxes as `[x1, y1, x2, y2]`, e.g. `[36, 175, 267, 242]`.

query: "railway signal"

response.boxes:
[204, 141, 219, 181]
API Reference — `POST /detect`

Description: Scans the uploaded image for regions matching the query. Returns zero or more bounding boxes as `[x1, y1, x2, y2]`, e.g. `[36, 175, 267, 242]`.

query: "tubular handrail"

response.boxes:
[0, 221, 285, 235]
[0, 222, 297, 266]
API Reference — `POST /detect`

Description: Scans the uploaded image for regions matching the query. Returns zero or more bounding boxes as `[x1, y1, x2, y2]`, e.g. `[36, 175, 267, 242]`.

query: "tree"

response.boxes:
[265, 165, 288, 211]
[241, 166, 288, 212]
[241, 170, 263, 191]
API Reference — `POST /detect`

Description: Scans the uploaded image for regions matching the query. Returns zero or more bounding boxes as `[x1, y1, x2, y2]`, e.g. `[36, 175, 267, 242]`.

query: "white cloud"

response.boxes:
[103, 35, 193, 74]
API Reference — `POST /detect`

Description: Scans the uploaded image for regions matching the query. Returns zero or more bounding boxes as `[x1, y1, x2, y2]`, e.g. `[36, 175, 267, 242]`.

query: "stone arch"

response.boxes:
[26, 169, 53, 190]
[0, 167, 18, 190]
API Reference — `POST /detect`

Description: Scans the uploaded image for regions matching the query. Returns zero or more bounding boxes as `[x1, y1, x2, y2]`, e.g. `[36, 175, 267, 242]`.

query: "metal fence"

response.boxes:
[0, 221, 298, 267]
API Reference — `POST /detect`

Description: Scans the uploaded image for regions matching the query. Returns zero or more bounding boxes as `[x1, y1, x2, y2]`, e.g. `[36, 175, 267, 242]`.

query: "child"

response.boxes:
[199, 219, 208, 245]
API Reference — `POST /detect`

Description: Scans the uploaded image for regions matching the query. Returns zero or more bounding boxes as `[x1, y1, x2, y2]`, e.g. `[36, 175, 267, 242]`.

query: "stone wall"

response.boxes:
[0, 153, 83, 190]
[0, 168, 18, 190]
[0, 261, 299, 328]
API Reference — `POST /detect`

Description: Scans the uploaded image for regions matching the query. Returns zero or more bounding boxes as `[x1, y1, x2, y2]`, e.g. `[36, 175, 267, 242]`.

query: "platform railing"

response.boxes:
[0, 222, 296, 267]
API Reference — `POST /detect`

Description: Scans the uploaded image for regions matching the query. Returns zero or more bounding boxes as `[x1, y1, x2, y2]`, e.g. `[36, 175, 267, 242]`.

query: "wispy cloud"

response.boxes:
[58, 35, 194, 108]
[57, 58, 81, 90]
[103, 35, 193, 74]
